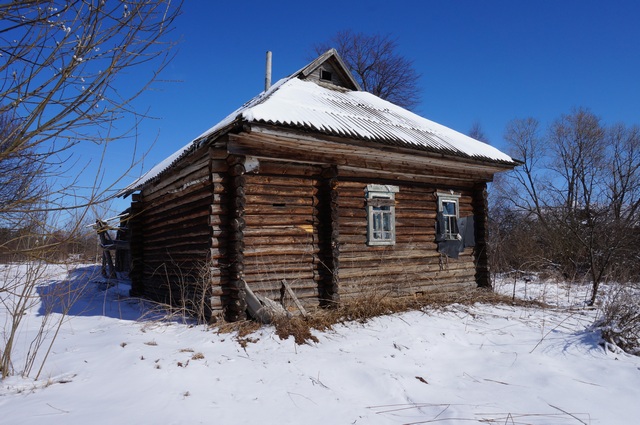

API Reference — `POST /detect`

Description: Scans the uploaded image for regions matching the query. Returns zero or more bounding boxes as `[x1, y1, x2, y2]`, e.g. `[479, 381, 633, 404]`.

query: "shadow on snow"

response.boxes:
[36, 265, 165, 322]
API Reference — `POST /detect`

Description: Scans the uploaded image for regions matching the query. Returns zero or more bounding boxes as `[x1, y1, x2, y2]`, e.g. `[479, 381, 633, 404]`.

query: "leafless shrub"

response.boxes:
[599, 284, 640, 355]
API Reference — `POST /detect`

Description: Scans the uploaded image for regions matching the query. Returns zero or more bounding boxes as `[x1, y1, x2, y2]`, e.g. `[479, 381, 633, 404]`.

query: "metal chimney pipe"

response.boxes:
[265, 51, 272, 91]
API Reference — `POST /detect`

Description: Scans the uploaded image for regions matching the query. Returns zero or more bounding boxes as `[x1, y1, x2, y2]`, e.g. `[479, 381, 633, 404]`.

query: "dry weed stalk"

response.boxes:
[250, 287, 539, 346]
[599, 283, 640, 355]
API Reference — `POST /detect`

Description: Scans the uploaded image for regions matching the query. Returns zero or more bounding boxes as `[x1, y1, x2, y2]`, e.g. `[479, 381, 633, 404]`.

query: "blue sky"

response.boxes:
[97, 0, 640, 214]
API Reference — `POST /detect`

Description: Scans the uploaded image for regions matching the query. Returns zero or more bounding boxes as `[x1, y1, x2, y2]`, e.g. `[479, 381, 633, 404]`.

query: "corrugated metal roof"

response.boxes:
[118, 61, 516, 197]
[240, 78, 514, 162]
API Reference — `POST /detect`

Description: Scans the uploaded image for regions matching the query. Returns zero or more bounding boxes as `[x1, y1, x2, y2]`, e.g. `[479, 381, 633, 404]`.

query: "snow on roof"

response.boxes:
[118, 68, 515, 197]
[239, 78, 514, 162]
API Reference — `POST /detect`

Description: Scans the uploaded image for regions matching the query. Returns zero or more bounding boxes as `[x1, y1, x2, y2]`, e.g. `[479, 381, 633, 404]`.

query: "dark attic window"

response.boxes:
[320, 69, 332, 82]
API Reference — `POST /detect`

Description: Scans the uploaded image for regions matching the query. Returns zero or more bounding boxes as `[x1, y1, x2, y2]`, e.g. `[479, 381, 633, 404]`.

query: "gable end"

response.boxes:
[296, 49, 361, 91]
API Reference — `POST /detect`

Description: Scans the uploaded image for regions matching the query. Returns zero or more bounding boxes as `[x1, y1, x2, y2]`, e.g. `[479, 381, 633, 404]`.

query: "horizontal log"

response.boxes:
[244, 234, 314, 246]
[245, 214, 315, 227]
[142, 156, 211, 200]
[248, 160, 321, 177]
[139, 188, 213, 224]
[245, 184, 318, 198]
[337, 261, 474, 279]
[339, 246, 472, 260]
[244, 204, 316, 216]
[246, 191, 317, 207]
[336, 217, 437, 230]
[336, 233, 435, 245]
[143, 184, 213, 217]
[243, 244, 319, 256]
[339, 270, 477, 289]
[143, 240, 211, 255]
[247, 279, 320, 294]
[144, 248, 217, 261]
[246, 174, 316, 188]
[243, 264, 316, 276]
[242, 225, 317, 237]
[143, 221, 211, 243]
[228, 132, 500, 182]
[242, 253, 315, 264]
[141, 208, 212, 233]
[338, 280, 476, 299]
[244, 272, 316, 284]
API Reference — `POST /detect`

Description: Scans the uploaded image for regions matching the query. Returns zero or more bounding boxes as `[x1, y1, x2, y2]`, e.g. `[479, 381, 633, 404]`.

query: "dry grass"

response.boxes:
[217, 288, 547, 346]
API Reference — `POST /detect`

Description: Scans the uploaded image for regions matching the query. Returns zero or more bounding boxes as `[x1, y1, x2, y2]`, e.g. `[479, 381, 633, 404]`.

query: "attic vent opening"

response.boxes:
[320, 69, 332, 81]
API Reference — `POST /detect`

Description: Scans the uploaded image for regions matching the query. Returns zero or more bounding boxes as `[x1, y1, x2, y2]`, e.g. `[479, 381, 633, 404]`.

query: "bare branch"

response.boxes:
[314, 30, 421, 110]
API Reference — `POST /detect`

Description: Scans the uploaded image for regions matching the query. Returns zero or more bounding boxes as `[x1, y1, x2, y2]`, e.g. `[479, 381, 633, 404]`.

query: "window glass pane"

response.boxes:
[443, 200, 456, 216]
[373, 212, 382, 232]
[382, 212, 391, 232]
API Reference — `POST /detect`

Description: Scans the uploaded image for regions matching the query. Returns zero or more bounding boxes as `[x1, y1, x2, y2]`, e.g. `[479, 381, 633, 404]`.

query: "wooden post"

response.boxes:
[316, 166, 340, 306]
[472, 182, 491, 289]
[222, 155, 247, 321]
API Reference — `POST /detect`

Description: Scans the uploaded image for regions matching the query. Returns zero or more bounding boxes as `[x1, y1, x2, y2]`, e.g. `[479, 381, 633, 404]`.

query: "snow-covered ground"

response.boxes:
[1, 264, 639, 424]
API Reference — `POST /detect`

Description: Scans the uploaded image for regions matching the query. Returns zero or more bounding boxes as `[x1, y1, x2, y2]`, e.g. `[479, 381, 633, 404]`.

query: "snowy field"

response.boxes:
[1, 263, 640, 425]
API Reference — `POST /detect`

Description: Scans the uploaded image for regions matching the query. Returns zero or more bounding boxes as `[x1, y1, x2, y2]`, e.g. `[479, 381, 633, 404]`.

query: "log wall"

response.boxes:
[242, 161, 322, 307]
[129, 138, 496, 321]
[132, 146, 227, 318]
[336, 177, 478, 299]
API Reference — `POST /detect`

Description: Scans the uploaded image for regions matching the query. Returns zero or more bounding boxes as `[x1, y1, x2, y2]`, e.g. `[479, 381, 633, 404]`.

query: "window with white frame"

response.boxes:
[366, 185, 398, 246]
[437, 193, 460, 240]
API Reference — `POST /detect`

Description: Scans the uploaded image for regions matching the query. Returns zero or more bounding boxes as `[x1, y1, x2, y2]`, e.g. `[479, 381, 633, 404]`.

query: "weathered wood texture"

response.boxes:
[337, 179, 478, 299]
[229, 128, 505, 184]
[316, 166, 340, 305]
[129, 135, 498, 320]
[128, 194, 144, 297]
[242, 161, 322, 307]
[305, 61, 354, 90]
[472, 182, 491, 288]
[221, 154, 247, 321]
[131, 147, 225, 315]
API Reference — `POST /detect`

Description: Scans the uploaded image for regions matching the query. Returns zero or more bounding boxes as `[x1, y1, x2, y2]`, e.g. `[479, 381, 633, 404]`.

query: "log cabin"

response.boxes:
[117, 49, 518, 321]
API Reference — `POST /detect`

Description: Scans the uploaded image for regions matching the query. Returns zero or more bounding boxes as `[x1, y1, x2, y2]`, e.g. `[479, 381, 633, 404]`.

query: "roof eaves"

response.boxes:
[115, 117, 243, 198]
[250, 118, 519, 168]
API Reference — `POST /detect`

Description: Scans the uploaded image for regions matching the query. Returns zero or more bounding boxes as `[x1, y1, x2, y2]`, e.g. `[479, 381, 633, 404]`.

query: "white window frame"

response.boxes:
[366, 184, 399, 246]
[437, 192, 461, 241]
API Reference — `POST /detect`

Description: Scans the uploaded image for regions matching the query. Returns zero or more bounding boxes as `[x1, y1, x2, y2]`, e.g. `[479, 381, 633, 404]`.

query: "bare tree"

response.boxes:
[548, 109, 606, 213]
[498, 109, 640, 305]
[1, 1, 181, 215]
[314, 30, 421, 110]
[0, 113, 44, 217]
[468, 122, 490, 144]
[606, 123, 640, 222]
[0, 0, 181, 379]
[502, 117, 546, 220]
